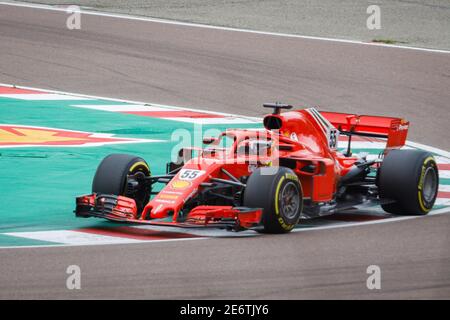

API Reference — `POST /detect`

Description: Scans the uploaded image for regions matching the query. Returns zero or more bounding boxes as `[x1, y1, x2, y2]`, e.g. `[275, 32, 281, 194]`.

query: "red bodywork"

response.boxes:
[76, 108, 409, 230]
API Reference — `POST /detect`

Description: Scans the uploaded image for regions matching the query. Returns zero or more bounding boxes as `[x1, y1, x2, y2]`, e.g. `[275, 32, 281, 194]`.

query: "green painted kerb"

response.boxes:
[0, 96, 258, 235]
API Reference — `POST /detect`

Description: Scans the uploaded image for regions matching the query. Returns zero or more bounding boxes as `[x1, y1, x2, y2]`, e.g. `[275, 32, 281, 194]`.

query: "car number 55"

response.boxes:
[178, 169, 205, 180]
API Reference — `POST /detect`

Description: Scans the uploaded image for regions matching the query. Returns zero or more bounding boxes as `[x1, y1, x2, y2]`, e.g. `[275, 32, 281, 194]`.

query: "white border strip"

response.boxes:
[405, 140, 450, 159]
[292, 206, 450, 233]
[0, 235, 208, 249]
[1, 1, 449, 54]
[0, 83, 260, 122]
[2, 206, 450, 249]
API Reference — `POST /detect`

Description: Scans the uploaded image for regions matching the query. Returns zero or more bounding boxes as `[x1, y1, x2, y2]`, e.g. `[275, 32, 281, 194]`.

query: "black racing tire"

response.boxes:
[378, 149, 439, 215]
[92, 154, 151, 213]
[243, 167, 303, 234]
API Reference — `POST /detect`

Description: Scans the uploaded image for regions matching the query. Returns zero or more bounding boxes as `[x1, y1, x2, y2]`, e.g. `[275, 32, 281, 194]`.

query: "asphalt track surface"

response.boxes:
[0, 4, 449, 299]
[12, 0, 450, 50]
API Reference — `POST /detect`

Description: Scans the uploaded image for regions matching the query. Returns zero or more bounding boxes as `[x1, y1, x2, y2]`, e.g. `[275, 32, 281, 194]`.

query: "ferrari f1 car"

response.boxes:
[75, 104, 439, 233]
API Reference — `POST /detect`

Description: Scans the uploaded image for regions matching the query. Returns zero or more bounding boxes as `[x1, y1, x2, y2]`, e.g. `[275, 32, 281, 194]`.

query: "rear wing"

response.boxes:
[319, 111, 409, 150]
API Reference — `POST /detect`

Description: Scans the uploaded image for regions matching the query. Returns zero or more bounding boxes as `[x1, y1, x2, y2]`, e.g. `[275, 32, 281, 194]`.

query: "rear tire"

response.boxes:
[243, 167, 303, 233]
[378, 149, 439, 215]
[92, 154, 151, 213]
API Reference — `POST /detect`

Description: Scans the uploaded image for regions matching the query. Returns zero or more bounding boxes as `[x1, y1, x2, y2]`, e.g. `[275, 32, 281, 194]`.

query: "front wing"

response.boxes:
[75, 193, 263, 231]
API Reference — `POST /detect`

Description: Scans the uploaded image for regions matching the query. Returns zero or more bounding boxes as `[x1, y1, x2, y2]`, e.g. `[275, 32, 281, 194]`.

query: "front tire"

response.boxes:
[378, 149, 439, 215]
[92, 154, 151, 213]
[243, 167, 303, 233]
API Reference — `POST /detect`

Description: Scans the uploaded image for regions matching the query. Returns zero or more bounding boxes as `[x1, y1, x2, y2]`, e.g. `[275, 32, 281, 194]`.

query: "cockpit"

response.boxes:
[202, 131, 273, 159]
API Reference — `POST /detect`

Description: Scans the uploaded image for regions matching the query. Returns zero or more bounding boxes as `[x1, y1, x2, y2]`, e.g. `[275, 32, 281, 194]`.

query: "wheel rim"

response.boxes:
[423, 166, 438, 202]
[279, 181, 300, 220]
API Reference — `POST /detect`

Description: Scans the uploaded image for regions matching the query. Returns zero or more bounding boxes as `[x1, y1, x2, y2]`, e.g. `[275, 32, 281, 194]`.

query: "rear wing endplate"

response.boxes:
[319, 111, 409, 150]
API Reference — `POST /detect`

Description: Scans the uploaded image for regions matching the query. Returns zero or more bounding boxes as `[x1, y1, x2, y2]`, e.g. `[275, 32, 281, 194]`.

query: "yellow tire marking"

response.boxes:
[274, 174, 302, 230]
[129, 161, 150, 173]
[418, 191, 429, 213]
[274, 176, 285, 215]
[417, 156, 434, 213]
[423, 156, 434, 165]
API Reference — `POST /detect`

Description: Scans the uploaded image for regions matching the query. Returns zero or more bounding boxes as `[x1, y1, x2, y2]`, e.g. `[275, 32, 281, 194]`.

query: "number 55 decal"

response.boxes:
[178, 169, 205, 180]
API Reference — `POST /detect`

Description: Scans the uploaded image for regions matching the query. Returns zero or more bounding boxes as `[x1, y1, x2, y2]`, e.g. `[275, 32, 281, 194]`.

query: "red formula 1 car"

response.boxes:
[75, 104, 439, 233]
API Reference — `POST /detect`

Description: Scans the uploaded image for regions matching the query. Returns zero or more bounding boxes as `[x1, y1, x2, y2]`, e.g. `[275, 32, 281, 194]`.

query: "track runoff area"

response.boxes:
[0, 83, 449, 248]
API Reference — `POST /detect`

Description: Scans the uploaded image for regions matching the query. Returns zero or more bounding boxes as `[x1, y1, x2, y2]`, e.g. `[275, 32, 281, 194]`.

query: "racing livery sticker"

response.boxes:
[0, 124, 159, 147]
[178, 169, 206, 180]
[158, 194, 180, 200]
[170, 180, 192, 189]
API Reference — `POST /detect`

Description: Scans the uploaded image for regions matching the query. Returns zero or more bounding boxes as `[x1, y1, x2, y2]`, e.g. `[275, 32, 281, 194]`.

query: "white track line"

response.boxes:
[406, 141, 450, 159]
[292, 206, 450, 233]
[0, 83, 260, 121]
[0, 93, 91, 100]
[0, 236, 208, 250]
[4, 230, 143, 245]
[3, 206, 450, 249]
[1, 1, 449, 54]
[440, 171, 450, 179]
[71, 104, 170, 112]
